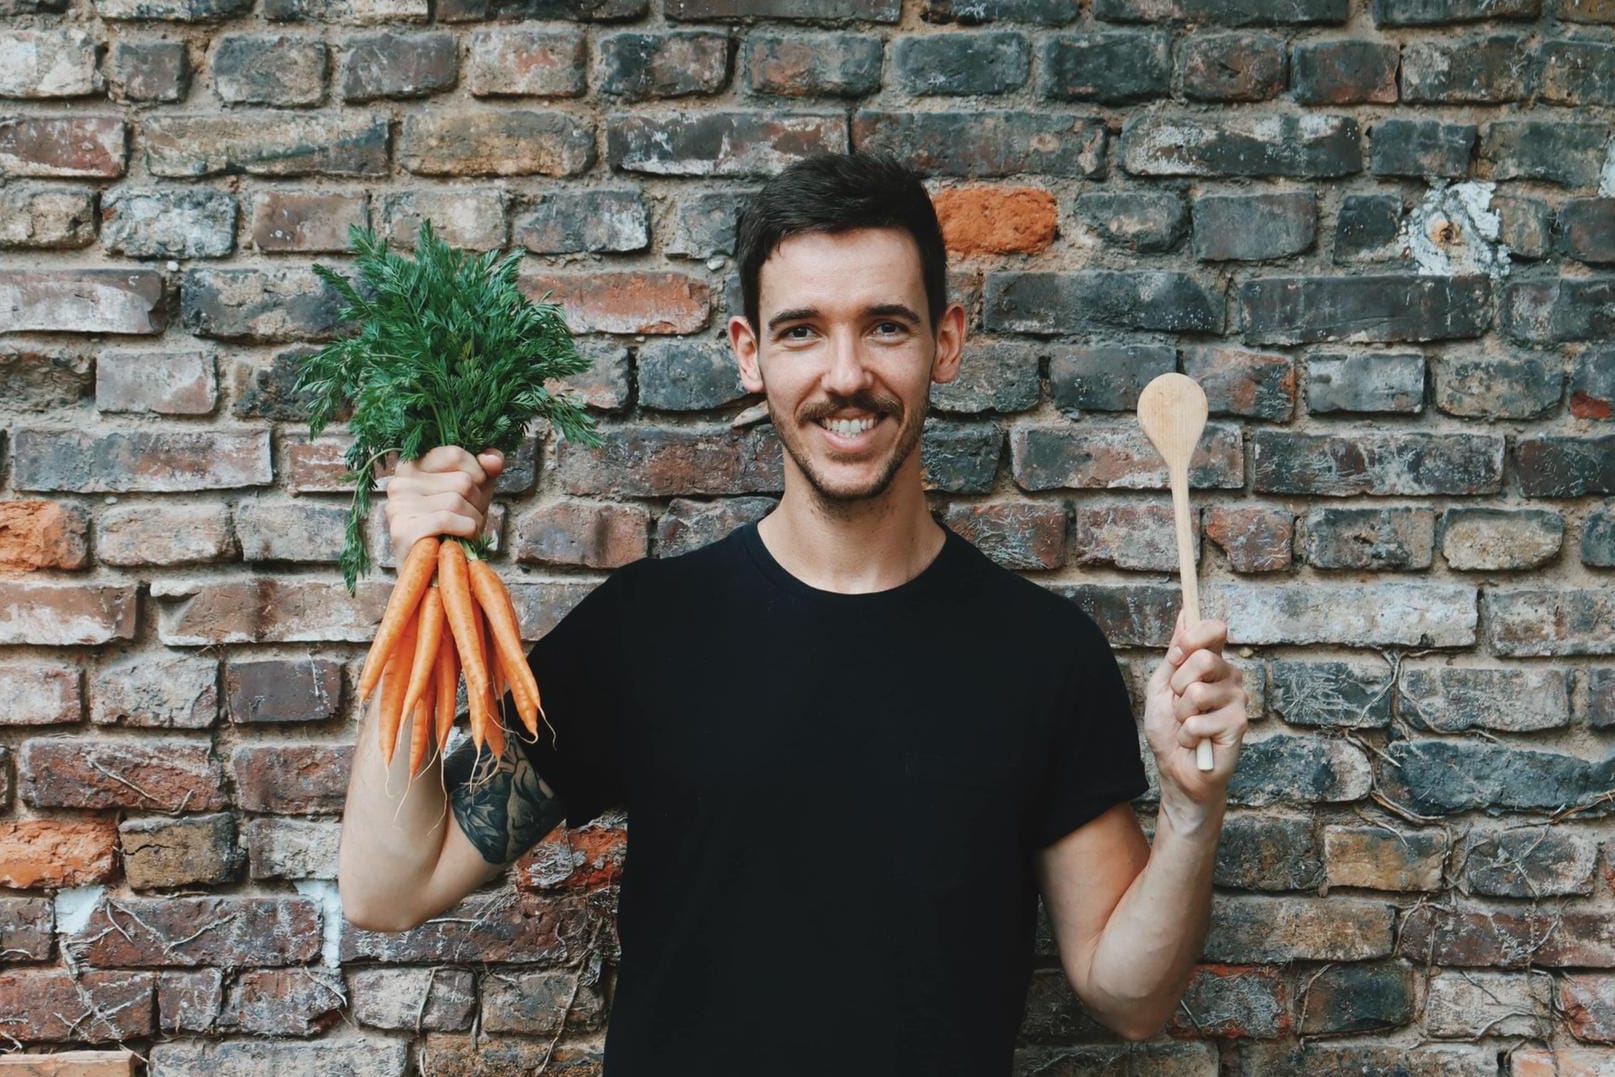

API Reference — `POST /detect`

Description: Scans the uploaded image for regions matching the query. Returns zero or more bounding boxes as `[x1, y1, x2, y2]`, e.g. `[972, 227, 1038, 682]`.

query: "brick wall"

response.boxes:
[2, 0, 1614, 1073]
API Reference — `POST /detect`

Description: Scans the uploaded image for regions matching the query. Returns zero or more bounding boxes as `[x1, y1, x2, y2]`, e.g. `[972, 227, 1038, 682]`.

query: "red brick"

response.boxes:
[0, 819, 119, 888]
[19, 739, 227, 811]
[348, 967, 476, 1031]
[250, 191, 368, 253]
[217, 968, 345, 1036]
[94, 350, 216, 415]
[942, 501, 1066, 570]
[12, 429, 270, 493]
[466, 27, 585, 97]
[1323, 825, 1448, 892]
[1204, 895, 1395, 962]
[514, 500, 649, 569]
[151, 577, 390, 645]
[90, 651, 217, 729]
[342, 891, 603, 965]
[143, 112, 388, 179]
[281, 434, 356, 494]
[0, 970, 153, 1043]
[67, 896, 321, 968]
[0, 270, 164, 334]
[0, 662, 82, 726]
[156, 969, 222, 1033]
[558, 425, 782, 498]
[1181, 345, 1297, 421]
[1401, 906, 1615, 967]
[231, 743, 351, 814]
[96, 503, 236, 566]
[0, 582, 136, 646]
[0, 1053, 138, 1076]
[1562, 975, 1615, 1042]
[516, 819, 628, 892]
[1072, 499, 1188, 572]
[932, 185, 1057, 256]
[1205, 505, 1294, 573]
[400, 110, 595, 177]
[0, 896, 54, 961]
[1164, 964, 1290, 1039]
[0, 500, 88, 570]
[235, 498, 347, 562]
[1010, 421, 1245, 491]
[0, 117, 126, 178]
[1514, 1048, 1615, 1077]
[225, 657, 344, 725]
[520, 271, 710, 334]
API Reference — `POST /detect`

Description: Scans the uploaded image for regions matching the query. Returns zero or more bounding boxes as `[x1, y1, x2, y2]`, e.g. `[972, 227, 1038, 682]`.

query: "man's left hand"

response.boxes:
[1142, 613, 1248, 822]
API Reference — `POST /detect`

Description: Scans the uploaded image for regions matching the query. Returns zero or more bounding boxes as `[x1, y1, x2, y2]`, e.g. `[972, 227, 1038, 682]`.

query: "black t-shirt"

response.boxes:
[522, 522, 1148, 1076]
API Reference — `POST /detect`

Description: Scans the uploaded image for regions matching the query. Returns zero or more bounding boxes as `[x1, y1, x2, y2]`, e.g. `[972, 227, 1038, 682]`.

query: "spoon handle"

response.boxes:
[1168, 461, 1214, 772]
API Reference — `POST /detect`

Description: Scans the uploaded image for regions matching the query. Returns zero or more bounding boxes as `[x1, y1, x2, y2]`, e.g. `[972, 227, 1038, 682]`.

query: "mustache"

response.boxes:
[800, 391, 901, 423]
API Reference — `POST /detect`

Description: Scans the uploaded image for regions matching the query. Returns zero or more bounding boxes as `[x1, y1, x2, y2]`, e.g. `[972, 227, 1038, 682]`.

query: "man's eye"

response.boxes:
[783, 325, 814, 339]
[874, 321, 906, 336]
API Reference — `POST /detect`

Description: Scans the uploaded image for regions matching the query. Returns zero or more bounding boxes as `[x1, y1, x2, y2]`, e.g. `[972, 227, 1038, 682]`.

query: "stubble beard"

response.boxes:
[768, 389, 928, 508]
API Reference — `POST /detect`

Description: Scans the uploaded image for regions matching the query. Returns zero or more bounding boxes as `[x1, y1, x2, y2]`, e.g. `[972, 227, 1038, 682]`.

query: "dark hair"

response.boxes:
[735, 152, 948, 335]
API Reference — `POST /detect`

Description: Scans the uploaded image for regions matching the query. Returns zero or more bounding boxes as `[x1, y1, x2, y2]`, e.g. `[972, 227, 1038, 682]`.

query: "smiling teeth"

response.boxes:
[824, 417, 875, 437]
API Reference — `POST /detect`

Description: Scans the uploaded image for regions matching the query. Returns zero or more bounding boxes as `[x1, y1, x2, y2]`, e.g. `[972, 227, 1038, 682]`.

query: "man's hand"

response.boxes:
[383, 446, 505, 565]
[1141, 613, 1248, 823]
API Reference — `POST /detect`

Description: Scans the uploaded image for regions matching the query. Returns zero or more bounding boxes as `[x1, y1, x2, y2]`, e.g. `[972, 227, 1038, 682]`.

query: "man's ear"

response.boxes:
[930, 302, 967, 386]
[731, 314, 765, 394]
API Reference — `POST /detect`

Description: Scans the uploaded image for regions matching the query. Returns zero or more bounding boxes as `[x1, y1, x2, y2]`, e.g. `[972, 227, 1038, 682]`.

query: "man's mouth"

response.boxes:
[819, 415, 878, 438]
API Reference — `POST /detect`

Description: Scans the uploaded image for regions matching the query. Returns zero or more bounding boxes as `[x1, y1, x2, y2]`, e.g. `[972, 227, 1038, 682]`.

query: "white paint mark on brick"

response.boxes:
[294, 878, 344, 968]
[1403, 180, 1509, 278]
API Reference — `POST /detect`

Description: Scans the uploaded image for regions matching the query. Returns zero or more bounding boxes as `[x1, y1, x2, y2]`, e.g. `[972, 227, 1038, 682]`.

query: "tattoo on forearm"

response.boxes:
[446, 730, 567, 866]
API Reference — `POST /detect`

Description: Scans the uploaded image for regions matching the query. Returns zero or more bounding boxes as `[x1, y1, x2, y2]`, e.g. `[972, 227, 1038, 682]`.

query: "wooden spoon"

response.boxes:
[1137, 372, 1214, 773]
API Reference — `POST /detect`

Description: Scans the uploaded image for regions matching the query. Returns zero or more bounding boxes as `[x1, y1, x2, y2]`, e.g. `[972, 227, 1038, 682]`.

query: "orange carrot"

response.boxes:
[433, 628, 458, 758]
[480, 609, 506, 759]
[358, 535, 440, 703]
[377, 613, 417, 768]
[468, 558, 540, 736]
[407, 677, 433, 778]
[398, 586, 444, 726]
[438, 540, 491, 750]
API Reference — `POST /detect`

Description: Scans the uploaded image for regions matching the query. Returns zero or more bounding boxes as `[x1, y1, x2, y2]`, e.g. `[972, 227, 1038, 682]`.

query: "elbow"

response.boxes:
[1111, 1014, 1168, 1043]
[338, 881, 427, 934]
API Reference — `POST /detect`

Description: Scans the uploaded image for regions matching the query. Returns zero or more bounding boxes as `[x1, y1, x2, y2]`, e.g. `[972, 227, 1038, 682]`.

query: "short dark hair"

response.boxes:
[734, 152, 948, 335]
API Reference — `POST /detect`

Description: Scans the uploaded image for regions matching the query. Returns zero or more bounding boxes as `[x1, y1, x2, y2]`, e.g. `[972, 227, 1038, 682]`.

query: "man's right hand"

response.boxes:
[383, 445, 505, 565]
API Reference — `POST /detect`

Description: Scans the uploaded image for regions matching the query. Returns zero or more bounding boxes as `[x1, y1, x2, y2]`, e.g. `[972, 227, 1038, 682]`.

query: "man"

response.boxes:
[339, 152, 1247, 1074]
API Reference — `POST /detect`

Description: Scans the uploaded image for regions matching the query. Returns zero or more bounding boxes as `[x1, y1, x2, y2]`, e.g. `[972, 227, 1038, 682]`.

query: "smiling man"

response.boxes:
[338, 151, 1248, 1075]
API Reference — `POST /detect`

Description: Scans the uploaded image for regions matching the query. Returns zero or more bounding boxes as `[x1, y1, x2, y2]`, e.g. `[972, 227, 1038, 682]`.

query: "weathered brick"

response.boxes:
[1307, 352, 1424, 414]
[343, 890, 601, 963]
[1193, 190, 1316, 261]
[1037, 582, 1177, 647]
[742, 32, 882, 97]
[1515, 435, 1615, 496]
[1334, 193, 1404, 263]
[513, 501, 649, 569]
[1303, 507, 1434, 569]
[1324, 825, 1448, 891]
[183, 266, 345, 342]
[234, 498, 346, 562]
[1462, 825, 1596, 897]
[933, 186, 1056, 257]
[1488, 588, 1615, 656]
[1588, 668, 1615, 727]
[1384, 738, 1614, 814]
[515, 189, 647, 254]
[120, 813, 240, 890]
[613, 111, 845, 176]
[0, 270, 165, 335]
[1072, 500, 1186, 572]
[1073, 190, 1188, 251]
[1586, 506, 1615, 567]
[0, 971, 154, 1043]
[1561, 198, 1615, 266]
[1371, 118, 1476, 178]
[481, 968, 607, 1035]
[940, 502, 1065, 570]
[1542, 40, 1615, 107]
[631, 338, 740, 410]
[263, 0, 427, 21]
[213, 33, 326, 106]
[1291, 39, 1398, 104]
[0, 185, 97, 249]
[1204, 895, 1393, 962]
[414, 1035, 604, 1076]
[215, 967, 346, 1036]
[919, 420, 1002, 494]
[243, 817, 339, 879]
[1227, 732, 1372, 806]
[1401, 35, 1528, 103]
[0, 896, 53, 961]
[987, 271, 1224, 334]
[1297, 962, 1414, 1034]
[1095, 0, 1348, 21]
[1431, 353, 1563, 420]
[94, 0, 248, 16]
[0, 662, 82, 726]
[1242, 274, 1490, 344]
[151, 576, 390, 644]
[667, 0, 897, 18]
[107, 39, 189, 103]
[13, 429, 271, 493]
[341, 30, 456, 101]
[1506, 278, 1615, 344]
[1181, 348, 1295, 422]
[20, 738, 227, 811]
[1517, 1048, 1615, 1077]
[156, 969, 223, 1034]
[0, 29, 101, 98]
[1020, 968, 1110, 1041]
[1214, 812, 1321, 891]
[1483, 120, 1611, 187]
[1049, 343, 1176, 413]
[1404, 905, 1615, 968]
[1213, 580, 1477, 646]
[1563, 976, 1615, 1043]
[349, 967, 476, 1031]
[1270, 659, 1392, 729]
[923, 0, 1076, 20]
[0, 581, 137, 646]
[96, 350, 217, 415]
[0, 351, 93, 412]
[231, 744, 351, 813]
[399, 110, 594, 176]
[1121, 114, 1361, 177]
[0, 500, 88, 571]
[653, 496, 775, 557]
[1251, 430, 1503, 496]
[1560, 0, 1615, 19]
[1440, 507, 1562, 571]
[1375, 0, 1538, 21]
[97, 502, 236, 566]
[930, 340, 1040, 413]
[90, 651, 216, 729]
[0, 819, 119, 888]
[520, 271, 709, 335]
[251, 192, 367, 253]
[0, 117, 126, 178]
[148, 1039, 408, 1077]
[1402, 666, 1569, 733]
[1496, 194, 1553, 259]
[1010, 421, 1244, 491]
[1204, 505, 1293, 573]
[144, 112, 387, 177]
[225, 657, 343, 725]
[435, 0, 644, 19]
[1163, 964, 1289, 1039]
[281, 434, 360, 494]
[598, 31, 730, 101]
[1573, 348, 1615, 419]
[556, 339, 631, 411]
[1233, 1044, 1492, 1077]
[1040, 31, 1168, 102]
[1180, 32, 1288, 102]
[853, 111, 1104, 178]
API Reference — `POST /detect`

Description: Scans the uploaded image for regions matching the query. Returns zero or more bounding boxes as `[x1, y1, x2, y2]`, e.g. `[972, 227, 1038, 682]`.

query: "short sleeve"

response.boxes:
[519, 572, 629, 828]
[1031, 615, 1149, 848]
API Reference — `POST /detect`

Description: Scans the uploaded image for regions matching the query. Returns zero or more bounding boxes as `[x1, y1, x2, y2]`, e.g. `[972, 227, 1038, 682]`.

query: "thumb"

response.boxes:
[477, 448, 506, 481]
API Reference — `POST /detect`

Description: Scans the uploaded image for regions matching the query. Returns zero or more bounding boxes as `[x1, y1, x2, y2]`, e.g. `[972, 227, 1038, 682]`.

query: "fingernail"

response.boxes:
[1168, 647, 1184, 664]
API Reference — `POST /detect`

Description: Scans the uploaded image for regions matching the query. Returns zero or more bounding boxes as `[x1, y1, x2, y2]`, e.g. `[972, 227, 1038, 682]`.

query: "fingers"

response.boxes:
[385, 447, 506, 563]
[1176, 703, 1248, 752]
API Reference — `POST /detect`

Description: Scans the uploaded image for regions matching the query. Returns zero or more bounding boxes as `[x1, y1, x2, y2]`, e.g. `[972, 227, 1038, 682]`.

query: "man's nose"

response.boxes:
[822, 332, 872, 395]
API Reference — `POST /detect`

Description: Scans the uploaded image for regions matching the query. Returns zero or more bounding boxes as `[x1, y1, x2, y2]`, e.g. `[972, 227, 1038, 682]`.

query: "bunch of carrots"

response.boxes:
[295, 221, 598, 777]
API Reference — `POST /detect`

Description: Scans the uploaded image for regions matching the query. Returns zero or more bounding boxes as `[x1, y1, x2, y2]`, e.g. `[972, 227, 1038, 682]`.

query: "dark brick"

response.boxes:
[1122, 114, 1361, 177]
[1071, 501, 1187, 572]
[1561, 199, 1615, 265]
[895, 31, 1029, 96]
[1488, 588, 1615, 656]
[853, 110, 1105, 177]
[1251, 430, 1503, 496]
[515, 189, 647, 254]
[1180, 32, 1288, 102]
[68, 895, 318, 968]
[1012, 422, 1244, 491]
[1463, 826, 1596, 897]
[1402, 666, 1570, 733]
[1303, 506, 1434, 570]
[1401, 904, 1615, 968]
[0, 897, 53, 961]
[559, 425, 780, 497]
[932, 341, 1041, 414]
[667, 0, 899, 18]
[251, 191, 367, 253]
[1588, 668, 1615, 727]
[1298, 963, 1415, 1035]
[743, 33, 882, 97]
[121, 813, 240, 890]
[101, 186, 236, 259]
[1045, 582, 1179, 647]
[665, 189, 746, 258]
[107, 39, 189, 103]
[923, 0, 1076, 21]
[401, 110, 595, 177]
[1074, 190, 1188, 251]
[654, 497, 775, 557]
[942, 502, 1065, 570]
[439, 0, 644, 19]
[1370, 119, 1476, 178]
[1401, 36, 1528, 103]
[144, 112, 387, 178]
[13, 428, 270, 493]
[1205, 505, 1293, 573]
[1271, 659, 1393, 728]
[225, 657, 344, 724]
[919, 420, 1002, 494]
[1431, 353, 1562, 420]
[1214, 812, 1321, 890]
[1381, 739, 1614, 814]
[1542, 39, 1615, 106]
[183, 267, 344, 342]
[986, 271, 1224, 334]
[611, 111, 844, 176]
[1291, 39, 1397, 104]
[1506, 278, 1615, 343]
[95, 0, 249, 18]
[1559, 0, 1615, 20]
[1041, 32, 1169, 102]
[466, 28, 585, 97]
[636, 339, 746, 411]
[1205, 894, 1392, 963]
[341, 31, 457, 102]
[1182, 347, 1296, 420]
[1233, 1044, 1493, 1076]
[1335, 194, 1404, 262]
[1095, 0, 1348, 22]
[598, 31, 731, 101]
[1496, 195, 1554, 258]
[1574, 349, 1615, 419]
[1241, 274, 1490, 344]
[1516, 435, 1615, 496]
[1049, 343, 1176, 413]
[1194, 190, 1315, 261]
[1307, 352, 1424, 414]
[1374, 0, 1538, 21]
[1483, 121, 1611, 187]
[232, 347, 324, 421]
[1165, 965, 1290, 1039]
[1441, 507, 1563, 570]
[214, 33, 326, 106]
[1325, 825, 1448, 890]
[1585, 506, 1615, 567]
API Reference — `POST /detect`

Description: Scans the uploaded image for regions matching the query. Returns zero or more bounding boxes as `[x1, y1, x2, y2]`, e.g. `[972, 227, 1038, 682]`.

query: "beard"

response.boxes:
[768, 387, 927, 506]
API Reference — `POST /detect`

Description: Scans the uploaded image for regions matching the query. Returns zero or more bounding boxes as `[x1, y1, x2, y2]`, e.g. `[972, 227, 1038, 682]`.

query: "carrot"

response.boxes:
[433, 628, 458, 759]
[468, 558, 541, 736]
[398, 586, 444, 727]
[407, 676, 433, 778]
[377, 613, 417, 767]
[479, 609, 507, 759]
[438, 539, 491, 750]
[358, 535, 440, 703]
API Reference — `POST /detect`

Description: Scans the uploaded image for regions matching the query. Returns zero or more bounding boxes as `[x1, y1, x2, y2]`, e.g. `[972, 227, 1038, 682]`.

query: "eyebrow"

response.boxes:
[765, 303, 924, 332]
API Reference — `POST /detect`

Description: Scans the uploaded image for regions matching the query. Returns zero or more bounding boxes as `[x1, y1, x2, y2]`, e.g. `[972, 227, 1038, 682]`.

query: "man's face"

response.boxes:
[730, 228, 964, 506]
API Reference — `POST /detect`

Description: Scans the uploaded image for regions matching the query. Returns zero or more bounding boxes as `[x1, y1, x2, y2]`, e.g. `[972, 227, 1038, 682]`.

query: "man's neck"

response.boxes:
[757, 464, 945, 595]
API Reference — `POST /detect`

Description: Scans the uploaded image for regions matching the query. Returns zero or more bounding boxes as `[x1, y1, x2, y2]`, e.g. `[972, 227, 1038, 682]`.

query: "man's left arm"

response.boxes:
[1035, 616, 1248, 1040]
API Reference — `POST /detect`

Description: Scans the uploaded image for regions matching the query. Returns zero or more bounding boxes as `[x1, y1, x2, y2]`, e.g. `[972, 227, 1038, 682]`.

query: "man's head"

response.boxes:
[736, 152, 949, 337]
